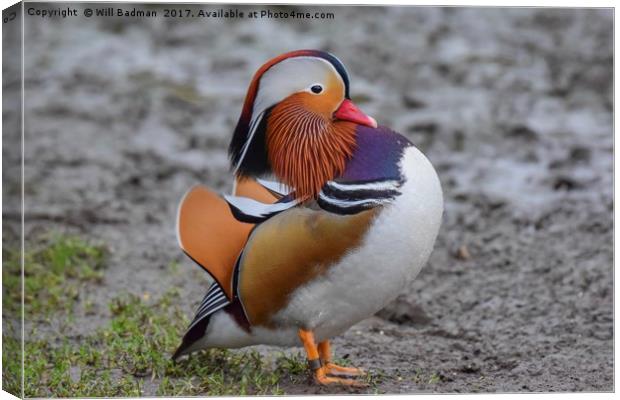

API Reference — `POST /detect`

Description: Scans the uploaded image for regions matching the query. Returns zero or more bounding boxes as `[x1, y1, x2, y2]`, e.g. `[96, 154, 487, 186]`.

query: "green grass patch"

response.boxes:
[3, 233, 107, 397]
[2, 333, 22, 397]
[22, 289, 298, 396]
[3, 234, 106, 316]
[6, 234, 379, 396]
[5, 234, 314, 396]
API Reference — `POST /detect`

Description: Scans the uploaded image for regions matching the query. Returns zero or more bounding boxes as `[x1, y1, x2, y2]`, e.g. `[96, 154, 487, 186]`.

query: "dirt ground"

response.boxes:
[5, 5, 613, 394]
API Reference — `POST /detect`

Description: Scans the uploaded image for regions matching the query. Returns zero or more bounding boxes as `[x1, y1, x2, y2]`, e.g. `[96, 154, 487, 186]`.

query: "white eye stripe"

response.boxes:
[252, 57, 341, 118]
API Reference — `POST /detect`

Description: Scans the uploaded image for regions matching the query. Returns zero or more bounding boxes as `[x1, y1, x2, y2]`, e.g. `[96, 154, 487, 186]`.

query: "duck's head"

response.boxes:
[229, 50, 376, 200]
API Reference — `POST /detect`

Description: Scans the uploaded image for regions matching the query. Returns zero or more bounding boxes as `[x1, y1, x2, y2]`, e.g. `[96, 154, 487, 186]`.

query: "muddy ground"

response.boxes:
[4, 5, 613, 394]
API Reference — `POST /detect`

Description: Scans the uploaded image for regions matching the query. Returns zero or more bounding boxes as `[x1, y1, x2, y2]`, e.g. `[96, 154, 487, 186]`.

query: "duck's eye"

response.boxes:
[310, 85, 323, 94]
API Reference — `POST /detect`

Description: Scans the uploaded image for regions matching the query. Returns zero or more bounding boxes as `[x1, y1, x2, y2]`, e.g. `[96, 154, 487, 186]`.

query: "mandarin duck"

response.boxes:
[172, 50, 443, 386]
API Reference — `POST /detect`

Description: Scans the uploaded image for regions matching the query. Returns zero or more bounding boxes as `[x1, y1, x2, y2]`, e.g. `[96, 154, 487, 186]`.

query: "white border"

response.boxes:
[0, 2, 615, 400]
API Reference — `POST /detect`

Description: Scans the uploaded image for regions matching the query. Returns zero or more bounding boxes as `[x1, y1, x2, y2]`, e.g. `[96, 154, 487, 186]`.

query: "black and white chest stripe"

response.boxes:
[224, 177, 404, 222]
[317, 178, 404, 215]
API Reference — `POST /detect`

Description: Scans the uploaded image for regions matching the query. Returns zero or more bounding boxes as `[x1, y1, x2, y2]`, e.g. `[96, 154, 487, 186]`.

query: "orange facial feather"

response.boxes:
[266, 94, 357, 200]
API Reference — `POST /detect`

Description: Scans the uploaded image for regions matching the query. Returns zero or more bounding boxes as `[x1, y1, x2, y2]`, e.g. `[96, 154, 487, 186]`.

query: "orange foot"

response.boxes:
[298, 330, 368, 387]
[318, 340, 366, 378]
[315, 366, 368, 387]
[323, 362, 366, 378]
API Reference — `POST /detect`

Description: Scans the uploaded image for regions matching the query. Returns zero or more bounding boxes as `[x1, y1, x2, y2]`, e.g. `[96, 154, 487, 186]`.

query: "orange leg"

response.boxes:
[298, 329, 366, 386]
[318, 340, 366, 377]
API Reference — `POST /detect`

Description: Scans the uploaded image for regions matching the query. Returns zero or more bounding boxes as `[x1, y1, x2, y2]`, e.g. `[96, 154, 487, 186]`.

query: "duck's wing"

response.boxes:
[176, 185, 255, 300]
[172, 281, 229, 360]
[224, 194, 299, 224]
[237, 205, 378, 327]
[177, 178, 296, 299]
[228, 176, 298, 223]
[176, 201, 379, 354]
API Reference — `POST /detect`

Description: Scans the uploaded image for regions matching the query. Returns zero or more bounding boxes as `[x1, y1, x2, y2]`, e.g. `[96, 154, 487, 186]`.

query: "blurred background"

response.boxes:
[3, 4, 613, 395]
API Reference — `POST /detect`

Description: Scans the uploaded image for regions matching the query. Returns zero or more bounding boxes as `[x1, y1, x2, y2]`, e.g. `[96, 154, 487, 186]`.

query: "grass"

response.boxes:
[20, 289, 301, 396]
[3, 234, 108, 397]
[3, 234, 106, 316]
[2, 334, 22, 397]
[3, 233, 331, 397]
